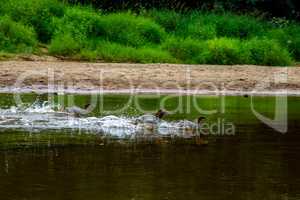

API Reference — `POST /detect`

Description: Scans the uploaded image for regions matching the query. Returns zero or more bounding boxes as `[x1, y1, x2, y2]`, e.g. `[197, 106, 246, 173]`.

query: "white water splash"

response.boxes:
[0, 101, 196, 138]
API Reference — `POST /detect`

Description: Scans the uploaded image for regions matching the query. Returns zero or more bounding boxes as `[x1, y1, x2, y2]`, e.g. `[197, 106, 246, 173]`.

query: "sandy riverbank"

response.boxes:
[0, 60, 300, 95]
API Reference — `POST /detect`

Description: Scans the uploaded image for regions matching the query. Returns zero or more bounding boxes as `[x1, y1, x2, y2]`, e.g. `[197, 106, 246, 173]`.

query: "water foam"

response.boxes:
[0, 101, 195, 138]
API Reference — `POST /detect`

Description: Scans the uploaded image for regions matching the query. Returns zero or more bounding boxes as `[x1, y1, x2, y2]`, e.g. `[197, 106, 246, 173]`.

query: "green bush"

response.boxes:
[78, 41, 176, 63]
[0, 0, 65, 43]
[96, 13, 166, 47]
[148, 10, 217, 40]
[163, 37, 208, 63]
[0, 16, 37, 53]
[205, 38, 248, 65]
[52, 10, 166, 48]
[48, 6, 101, 55]
[0, 0, 298, 66]
[213, 13, 266, 39]
[267, 25, 300, 60]
[163, 37, 248, 65]
[244, 38, 293, 66]
[148, 11, 266, 40]
[185, 23, 216, 40]
[49, 33, 81, 56]
[174, 12, 218, 40]
[53, 6, 100, 42]
[146, 10, 181, 33]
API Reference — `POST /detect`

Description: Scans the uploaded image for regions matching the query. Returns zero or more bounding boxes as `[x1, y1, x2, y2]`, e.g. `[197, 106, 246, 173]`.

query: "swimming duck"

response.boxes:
[176, 116, 206, 138]
[135, 109, 168, 133]
[63, 103, 92, 117]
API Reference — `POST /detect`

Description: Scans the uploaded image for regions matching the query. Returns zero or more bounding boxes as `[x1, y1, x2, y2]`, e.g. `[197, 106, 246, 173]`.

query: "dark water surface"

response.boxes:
[0, 94, 300, 200]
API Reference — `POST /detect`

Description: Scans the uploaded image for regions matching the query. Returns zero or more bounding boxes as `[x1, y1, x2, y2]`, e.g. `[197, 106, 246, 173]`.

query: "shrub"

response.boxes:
[163, 37, 248, 65]
[146, 10, 181, 33]
[49, 33, 81, 56]
[0, 16, 37, 53]
[163, 37, 209, 63]
[267, 25, 300, 60]
[80, 41, 177, 63]
[53, 10, 166, 48]
[96, 12, 166, 47]
[244, 38, 293, 66]
[174, 12, 218, 40]
[52, 6, 100, 42]
[148, 10, 216, 40]
[205, 38, 248, 65]
[48, 6, 102, 55]
[213, 13, 266, 39]
[76, 49, 98, 61]
[185, 23, 216, 40]
[0, 0, 65, 43]
[149, 11, 266, 40]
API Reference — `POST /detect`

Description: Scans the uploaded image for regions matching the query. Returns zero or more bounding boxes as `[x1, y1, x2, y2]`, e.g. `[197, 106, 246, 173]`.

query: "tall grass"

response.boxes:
[245, 38, 293, 66]
[147, 10, 266, 39]
[0, 16, 37, 53]
[266, 24, 300, 60]
[163, 37, 292, 65]
[96, 13, 166, 47]
[0, 0, 65, 43]
[0, 0, 299, 65]
[205, 38, 247, 65]
[77, 41, 177, 63]
[163, 37, 207, 64]
[95, 42, 175, 63]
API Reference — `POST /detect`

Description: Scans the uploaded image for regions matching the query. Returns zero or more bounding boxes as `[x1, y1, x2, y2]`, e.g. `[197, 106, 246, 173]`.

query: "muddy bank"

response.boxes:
[0, 61, 300, 95]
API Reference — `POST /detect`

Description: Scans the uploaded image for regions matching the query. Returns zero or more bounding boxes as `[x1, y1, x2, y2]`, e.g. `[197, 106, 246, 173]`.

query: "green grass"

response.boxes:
[0, 0, 299, 66]
[163, 37, 207, 64]
[78, 41, 176, 63]
[0, 0, 65, 43]
[0, 15, 37, 53]
[0, 52, 15, 61]
[266, 24, 300, 60]
[205, 38, 248, 65]
[245, 38, 293, 66]
[49, 32, 81, 56]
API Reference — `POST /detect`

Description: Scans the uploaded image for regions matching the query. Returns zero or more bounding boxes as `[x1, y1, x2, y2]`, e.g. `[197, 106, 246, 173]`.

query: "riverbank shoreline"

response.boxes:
[0, 60, 300, 96]
[1, 87, 300, 96]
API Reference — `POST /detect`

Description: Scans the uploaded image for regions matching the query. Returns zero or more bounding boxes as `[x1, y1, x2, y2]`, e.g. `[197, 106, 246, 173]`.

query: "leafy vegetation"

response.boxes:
[0, 0, 299, 66]
[0, 15, 37, 53]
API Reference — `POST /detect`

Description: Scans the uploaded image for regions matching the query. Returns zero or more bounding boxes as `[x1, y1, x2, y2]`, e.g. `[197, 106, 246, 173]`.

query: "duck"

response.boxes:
[176, 116, 206, 138]
[135, 109, 168, 133]
[63, 103, 92, 117]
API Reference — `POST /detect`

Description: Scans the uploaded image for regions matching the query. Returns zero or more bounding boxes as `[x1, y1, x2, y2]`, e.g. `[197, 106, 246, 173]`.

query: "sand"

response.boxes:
[0, 60, 299, 95]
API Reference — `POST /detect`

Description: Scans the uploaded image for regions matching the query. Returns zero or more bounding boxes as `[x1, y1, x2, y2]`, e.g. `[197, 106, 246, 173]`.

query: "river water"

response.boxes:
[0, 93, 299, 199]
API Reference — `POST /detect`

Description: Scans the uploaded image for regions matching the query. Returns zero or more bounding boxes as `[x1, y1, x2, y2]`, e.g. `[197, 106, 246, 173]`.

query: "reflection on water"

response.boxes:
[0, 94, 299, 199]
[1, 140, 300, 200]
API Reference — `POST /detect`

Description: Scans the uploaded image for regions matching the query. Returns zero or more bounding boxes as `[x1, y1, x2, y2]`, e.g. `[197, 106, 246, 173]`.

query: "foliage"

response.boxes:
[163, 37, 293, 65]
[267, 25, 300, 60]
[213, 13, 266, 38]
[49, 33, 81, 56]
[95, 12, 166, 47]
[244, 38, 293, 66]
[0, 0, 65, 43]
[64, 0, 300, 21]
[205, 38, 247, 64]
[77, 41, 176, 63]
[162, 37, 208, 63]
[0, 0, 298, 65]
[0, 16, 37, 53]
